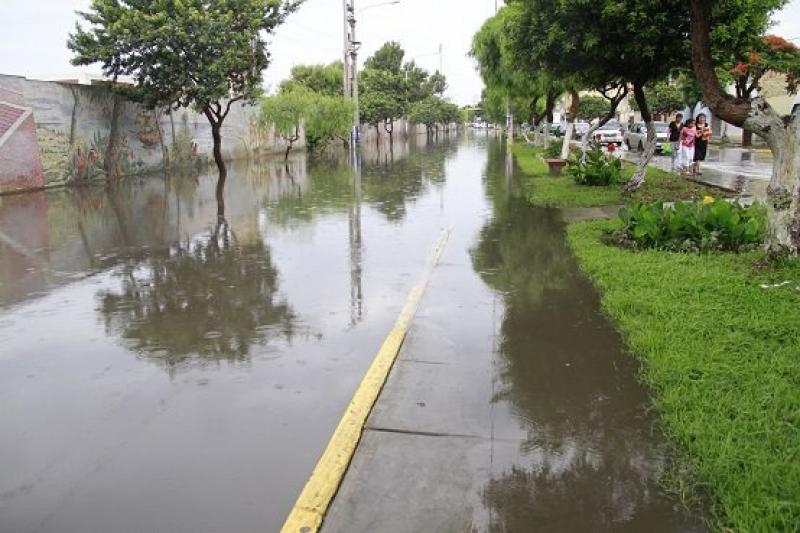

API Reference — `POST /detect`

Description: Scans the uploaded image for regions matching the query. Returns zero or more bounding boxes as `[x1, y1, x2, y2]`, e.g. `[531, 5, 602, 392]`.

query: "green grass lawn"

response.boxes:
[568, 220, 800, 532]
[513, 144, 724, 208]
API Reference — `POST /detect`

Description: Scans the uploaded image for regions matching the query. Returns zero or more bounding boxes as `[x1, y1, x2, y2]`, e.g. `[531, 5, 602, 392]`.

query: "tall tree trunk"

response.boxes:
[155, 108, 169, 173]
[742, 129, 753, 147]
[626, 81, 657, 193]
[209, 119, 226, 220]
[169, 111, 177, 156]
[104, 93, 122, 180]
[561, 89, 579, 160]
[689, 0, 799, 254]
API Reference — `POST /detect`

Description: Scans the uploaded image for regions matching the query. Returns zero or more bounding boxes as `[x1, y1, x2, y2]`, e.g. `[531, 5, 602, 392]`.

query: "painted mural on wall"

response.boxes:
[0, 74, 296, 195]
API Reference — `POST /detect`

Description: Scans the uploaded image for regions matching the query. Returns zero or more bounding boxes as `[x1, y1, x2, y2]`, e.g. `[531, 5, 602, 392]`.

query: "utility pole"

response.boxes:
[343, 0, 361, 144]
[438, 43, 443, 74]
[342, 0, 350, 100]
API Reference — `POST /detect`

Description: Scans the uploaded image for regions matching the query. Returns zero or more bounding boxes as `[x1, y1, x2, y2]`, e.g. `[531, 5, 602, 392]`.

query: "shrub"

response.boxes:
[612, 197, 766, 252]
[566, 143, 623, 186]
[544, 139, 563, 159]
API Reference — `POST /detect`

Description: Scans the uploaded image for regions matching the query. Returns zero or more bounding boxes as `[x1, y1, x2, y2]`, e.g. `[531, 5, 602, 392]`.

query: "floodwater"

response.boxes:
[0, 133, 701, 532]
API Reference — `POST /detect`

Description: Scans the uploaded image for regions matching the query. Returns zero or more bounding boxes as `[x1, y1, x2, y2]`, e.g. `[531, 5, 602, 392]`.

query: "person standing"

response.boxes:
[678, 118, 697, 175]
[693, 113, 711, 175]
[668, 113, 683, 171]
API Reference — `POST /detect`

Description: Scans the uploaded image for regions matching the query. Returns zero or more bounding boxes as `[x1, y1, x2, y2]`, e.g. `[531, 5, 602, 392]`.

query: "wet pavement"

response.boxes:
[1, 134, 701, 532]
[621, 145, 772, 197]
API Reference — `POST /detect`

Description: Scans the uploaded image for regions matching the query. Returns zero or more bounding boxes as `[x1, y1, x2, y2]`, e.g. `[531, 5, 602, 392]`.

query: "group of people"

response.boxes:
[668, 112, 712, 175]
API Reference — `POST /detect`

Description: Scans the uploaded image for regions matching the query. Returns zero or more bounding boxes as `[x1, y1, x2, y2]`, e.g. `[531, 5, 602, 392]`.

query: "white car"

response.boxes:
[625, 121, 670, 152]
[593, 119, 624, 145]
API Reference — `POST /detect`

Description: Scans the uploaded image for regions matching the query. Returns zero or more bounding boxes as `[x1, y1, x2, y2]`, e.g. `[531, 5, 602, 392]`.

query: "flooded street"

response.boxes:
[0, 135, 700, 532]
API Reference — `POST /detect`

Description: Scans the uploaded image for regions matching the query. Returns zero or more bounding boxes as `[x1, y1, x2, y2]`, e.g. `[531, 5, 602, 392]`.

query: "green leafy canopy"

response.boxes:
[68, 0, 302, 122]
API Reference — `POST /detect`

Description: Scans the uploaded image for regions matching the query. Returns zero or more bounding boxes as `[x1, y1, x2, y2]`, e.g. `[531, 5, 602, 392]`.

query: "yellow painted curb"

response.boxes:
[281, 228, 451, 533]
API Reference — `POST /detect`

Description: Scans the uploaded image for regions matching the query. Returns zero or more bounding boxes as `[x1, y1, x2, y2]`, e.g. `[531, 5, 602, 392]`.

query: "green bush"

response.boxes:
[613, 198, 766, 252]
[544, 139, 563, 159]
[565, 143, 623, 186]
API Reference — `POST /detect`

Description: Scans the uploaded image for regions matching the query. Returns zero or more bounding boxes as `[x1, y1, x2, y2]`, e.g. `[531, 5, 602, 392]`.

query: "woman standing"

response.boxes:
[693, 113, 712, 175]
[678, 118, 697, 175]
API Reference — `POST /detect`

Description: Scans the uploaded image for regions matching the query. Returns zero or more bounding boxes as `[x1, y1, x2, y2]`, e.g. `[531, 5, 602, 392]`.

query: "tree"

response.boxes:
[509, 0, 686, 188]
[360, 41, 450, 144]
[303, 94, 354, 152]
[68, 0, 300, 202]
[472, 3, 569, 151]
[259, 90, 308, 161]
[360, 48, 408, 145]
[279, 62, 344, 97]
[364, 41, 404, 74]
[402, 60, 434, 104]
[629, 81, 685, 119]
[261, 84, 352, 158]
[687, 0, 800, 254]
[577, 95, 611, 121]
[408, 96, 454, 136]
[424, 70, 448, 96]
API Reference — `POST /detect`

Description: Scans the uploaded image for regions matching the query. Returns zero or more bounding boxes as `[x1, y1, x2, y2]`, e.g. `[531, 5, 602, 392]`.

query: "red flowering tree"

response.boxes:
[731, 35, 800, 99]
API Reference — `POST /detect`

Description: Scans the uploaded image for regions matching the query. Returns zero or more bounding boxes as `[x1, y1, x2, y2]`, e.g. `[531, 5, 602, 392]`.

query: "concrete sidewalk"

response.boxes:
[320, 177, 702, 532]
[621, 146, 771, 197]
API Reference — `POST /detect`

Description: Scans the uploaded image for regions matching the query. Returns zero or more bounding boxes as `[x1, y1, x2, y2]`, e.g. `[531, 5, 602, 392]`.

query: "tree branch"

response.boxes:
[688, 0, 750, 126]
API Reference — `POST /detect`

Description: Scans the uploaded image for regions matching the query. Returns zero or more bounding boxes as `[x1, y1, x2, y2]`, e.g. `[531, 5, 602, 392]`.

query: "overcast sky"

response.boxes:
[1, 0, 799, 105]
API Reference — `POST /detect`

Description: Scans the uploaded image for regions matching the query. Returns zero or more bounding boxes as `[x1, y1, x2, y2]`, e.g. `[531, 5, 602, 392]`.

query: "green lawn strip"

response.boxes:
[512, 144, 725, 208]
[567, 219, 800, 532]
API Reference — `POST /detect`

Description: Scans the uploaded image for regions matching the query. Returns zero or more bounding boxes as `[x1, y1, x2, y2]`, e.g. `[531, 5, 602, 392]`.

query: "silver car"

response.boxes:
[625, 121, 670, 152]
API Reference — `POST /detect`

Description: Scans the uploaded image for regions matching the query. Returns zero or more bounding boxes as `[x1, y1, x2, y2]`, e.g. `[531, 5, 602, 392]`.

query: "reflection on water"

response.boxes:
[97, 215, 296, 374]
[0, 133, 462, 533]
[472, 141, 703, 531]
[0, 132, 699, 533]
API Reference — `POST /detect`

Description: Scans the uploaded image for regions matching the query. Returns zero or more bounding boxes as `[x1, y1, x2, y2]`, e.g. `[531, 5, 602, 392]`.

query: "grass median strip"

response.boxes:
[567, 219, 800, 532]
[281, 228, 451, 533]
[513, 144, 722, 208]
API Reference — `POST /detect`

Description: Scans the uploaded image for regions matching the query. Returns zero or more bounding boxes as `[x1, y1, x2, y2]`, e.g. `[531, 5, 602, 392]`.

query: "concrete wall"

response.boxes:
[0, 74, 302, 194]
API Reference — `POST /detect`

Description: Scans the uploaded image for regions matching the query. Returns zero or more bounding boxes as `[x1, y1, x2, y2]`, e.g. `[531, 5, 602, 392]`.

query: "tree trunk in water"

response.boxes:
[155, 108, 169, 173]
[561, 89, 579, 160]
[742, 129, 753, 147]
[104, 93, 122, 180]
[626, 82, 656, 193]
[211, 122, 226, 221]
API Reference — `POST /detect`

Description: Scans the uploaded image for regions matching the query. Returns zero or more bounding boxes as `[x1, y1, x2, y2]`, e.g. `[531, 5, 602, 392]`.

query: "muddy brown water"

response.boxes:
[0, 134, 702, 532]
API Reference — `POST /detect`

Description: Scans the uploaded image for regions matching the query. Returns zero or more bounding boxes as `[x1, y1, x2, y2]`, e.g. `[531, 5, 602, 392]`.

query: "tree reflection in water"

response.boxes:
[98, 213, 295, 375]
[471, 141, 696, 531]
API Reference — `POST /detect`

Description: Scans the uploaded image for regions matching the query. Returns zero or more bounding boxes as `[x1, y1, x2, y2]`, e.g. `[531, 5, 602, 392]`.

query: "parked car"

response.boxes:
[536, 122, 563, 137]
[624, 121, 670, 152]
[572, 121, 591, 140]
[593, 119, 624, 145]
